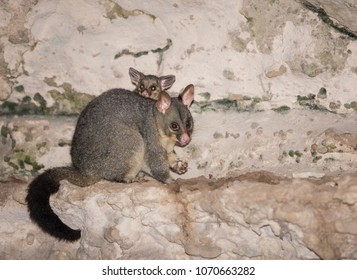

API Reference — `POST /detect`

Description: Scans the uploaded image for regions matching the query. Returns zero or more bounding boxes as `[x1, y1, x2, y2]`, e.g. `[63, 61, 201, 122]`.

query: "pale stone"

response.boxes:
[0, 0, 355, 110]
[0, 76, 11, 101]
[265, 65, 287, 78]
[292, 172, 326, 179]
[1, 173, 356, 259]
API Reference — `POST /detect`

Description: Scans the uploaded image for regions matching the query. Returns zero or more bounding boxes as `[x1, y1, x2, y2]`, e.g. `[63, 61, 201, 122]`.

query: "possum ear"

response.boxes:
[156, 91, 172, 114]
[129, 67, 143, 85]
[178, 84, 194, 107]
[159, 75, 176, 90]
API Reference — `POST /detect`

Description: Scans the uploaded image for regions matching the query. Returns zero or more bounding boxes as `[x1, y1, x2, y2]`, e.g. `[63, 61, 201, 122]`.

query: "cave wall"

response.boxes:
[0, 0, 356, 259]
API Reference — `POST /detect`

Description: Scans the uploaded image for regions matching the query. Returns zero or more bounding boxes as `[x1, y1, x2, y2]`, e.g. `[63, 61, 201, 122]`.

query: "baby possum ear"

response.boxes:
[156, 91, 172, 114]
[178, 84, 194, 107]
[159, 75, 176, 91]
[129, 67, 143, 85]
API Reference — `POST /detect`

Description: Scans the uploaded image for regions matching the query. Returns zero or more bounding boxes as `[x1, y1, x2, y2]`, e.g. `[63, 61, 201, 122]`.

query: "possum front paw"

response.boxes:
[170, 160, 188, 174]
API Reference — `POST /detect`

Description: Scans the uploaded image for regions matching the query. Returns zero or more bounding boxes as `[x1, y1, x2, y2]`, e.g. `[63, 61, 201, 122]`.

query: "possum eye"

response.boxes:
[186, 119, 192, 129]
[139, 84, 145, 90]
[170, 122, 180, 131]
[150, 85, 156, 91]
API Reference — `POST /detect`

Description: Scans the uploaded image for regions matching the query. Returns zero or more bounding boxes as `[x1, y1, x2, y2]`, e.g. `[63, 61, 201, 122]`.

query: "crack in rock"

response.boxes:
[302, 1, 357, 40]
[114, 39, 172, 59]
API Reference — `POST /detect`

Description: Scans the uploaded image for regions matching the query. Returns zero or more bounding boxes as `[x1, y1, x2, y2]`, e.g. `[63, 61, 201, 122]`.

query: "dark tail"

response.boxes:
[26, 167, 82, 242]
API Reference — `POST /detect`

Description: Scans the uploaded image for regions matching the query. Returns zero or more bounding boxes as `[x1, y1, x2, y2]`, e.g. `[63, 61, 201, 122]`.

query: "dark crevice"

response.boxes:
[302, 1, 357, 40]
[114, 38, 173, 59]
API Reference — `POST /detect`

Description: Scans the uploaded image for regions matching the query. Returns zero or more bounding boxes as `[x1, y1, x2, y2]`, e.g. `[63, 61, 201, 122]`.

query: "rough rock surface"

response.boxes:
[302, 0, 357, 35]
[1, 0, 357, 114]
[1, 0, 357, 260]
[0, 172, 356, 260]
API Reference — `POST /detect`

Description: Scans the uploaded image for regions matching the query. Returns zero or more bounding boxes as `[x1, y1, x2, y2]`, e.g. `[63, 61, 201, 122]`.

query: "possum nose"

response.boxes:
[180, 133, 191, 146]
[141, 90, 149, 97]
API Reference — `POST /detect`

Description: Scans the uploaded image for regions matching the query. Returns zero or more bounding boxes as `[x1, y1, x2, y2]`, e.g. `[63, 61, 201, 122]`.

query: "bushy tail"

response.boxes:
[26, 167, 83, 241]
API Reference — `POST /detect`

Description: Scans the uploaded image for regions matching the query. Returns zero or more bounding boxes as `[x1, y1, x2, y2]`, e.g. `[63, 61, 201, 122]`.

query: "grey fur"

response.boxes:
[26, 85, 194, 241]
[71, 86, 194, 183]
[129, 67, 176, 99]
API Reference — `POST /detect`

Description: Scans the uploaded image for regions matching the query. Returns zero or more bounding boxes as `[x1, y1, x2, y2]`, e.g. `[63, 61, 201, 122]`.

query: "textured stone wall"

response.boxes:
[1, 173, 356, 259]
[1, 0, 357, 116]
[0, 0, 356, 259]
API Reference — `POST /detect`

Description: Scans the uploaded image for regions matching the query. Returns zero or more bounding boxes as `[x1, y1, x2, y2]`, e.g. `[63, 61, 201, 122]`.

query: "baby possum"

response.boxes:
[129, 67, 176, 100]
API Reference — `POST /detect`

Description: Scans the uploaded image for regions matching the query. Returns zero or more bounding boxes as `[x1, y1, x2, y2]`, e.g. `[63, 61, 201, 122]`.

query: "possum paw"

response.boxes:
[170, 160, 188, 174]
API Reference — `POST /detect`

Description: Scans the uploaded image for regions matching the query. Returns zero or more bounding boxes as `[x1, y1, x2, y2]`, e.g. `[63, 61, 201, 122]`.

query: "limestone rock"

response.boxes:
[0, 0, 356, 113]
[0, 173, 356, 259]
[0, 76, 11, 101]
[302, 0, 357, 35]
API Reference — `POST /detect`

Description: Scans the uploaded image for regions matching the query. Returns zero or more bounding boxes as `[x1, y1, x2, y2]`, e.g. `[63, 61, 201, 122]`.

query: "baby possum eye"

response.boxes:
[150, 85, 156, 91]
[139, 84, 145, 90]
[170, 122, 180, 131]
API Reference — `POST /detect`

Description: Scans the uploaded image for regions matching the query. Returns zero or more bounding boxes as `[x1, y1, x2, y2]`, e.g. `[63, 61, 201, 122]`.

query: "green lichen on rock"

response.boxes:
[1, 124, 10, 138]
[48, 83, 94, 115]
[273, 105, 291, 114]
[213, 132, 224, 139]
[14, 85, 25, 92]
[317, 87, 327, 99]
[1, 122, 51, 177]
[297, 94, 329, 111]
[43, 76, 58, 87]
[288, 150, 303, 163]
[5, 148, 44, 174]
[192, 95, 265, 113]
[198, 92, 211, 101]
[1, 94, 48, 115]
[0, 124, 16, 149]
[344, 101, 357, 111]
[193, 98, 238, 113]
[44, 76, 94, 115]
[1, 76, 94, 116]
[1, 124, 16, 148]
[100, 0, 156, 21]
[114, 38, 172, 59]
[114, 49, 149, 59]
[214, 99, 237, 110]
[312, 155, 322, 163]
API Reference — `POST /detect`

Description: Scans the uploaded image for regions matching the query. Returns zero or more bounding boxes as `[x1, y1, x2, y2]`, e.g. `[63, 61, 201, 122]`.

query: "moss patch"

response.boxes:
[1, 94, 48, 115]
[1, 124, 16, 148]
[5, 148, 44, 175]
[1, 77, 94, 116]
[14, 85, 25, 92]
[48, 88, 94, 115]
[297, 94, 329, 111]
[273, 106, 291, 114]
[344, 101, 357, 111]
[44, 76, 95, 115]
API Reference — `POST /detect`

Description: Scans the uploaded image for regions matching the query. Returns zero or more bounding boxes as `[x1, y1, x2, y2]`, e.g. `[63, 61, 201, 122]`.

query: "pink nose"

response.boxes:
[141, 90, 149, 97]
[180, 133, 191, 146]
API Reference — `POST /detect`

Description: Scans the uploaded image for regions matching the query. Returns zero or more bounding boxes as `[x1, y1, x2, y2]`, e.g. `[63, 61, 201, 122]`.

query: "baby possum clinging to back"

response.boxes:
[129, 67, 187, 178]
[129, 67, 176, 99]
